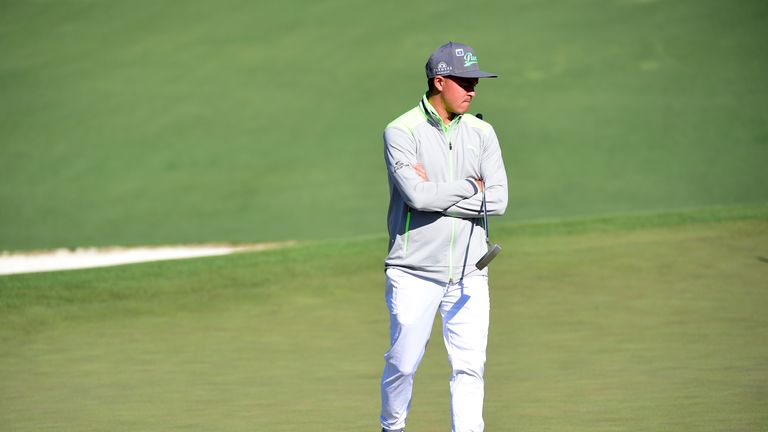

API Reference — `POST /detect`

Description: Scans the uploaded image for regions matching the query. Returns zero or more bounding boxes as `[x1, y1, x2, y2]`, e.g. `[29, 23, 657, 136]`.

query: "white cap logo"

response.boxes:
[455, 48, 464, 56]
[436, 61, 452, 74]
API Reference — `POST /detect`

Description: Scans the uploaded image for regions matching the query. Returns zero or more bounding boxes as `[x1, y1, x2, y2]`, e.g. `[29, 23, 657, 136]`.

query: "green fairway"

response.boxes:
[2, 0, 767, 428]
[2, 207, 766, 431]
[2, 0, 767, 250]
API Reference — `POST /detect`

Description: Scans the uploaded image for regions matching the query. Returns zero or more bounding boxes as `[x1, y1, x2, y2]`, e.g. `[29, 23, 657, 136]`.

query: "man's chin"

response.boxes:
[453, 107, 470, 116]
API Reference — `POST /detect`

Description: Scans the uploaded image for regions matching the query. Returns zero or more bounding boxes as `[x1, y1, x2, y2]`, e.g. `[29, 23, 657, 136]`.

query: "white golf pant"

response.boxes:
[380, 268, 489, 432]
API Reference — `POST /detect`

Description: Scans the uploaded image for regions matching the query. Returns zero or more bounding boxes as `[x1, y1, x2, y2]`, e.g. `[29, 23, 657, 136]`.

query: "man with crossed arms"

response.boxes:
[380, 41, 508, 432]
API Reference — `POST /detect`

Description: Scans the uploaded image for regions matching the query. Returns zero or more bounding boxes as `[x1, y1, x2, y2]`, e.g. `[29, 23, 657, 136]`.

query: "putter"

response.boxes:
[475, 188, 501, 270]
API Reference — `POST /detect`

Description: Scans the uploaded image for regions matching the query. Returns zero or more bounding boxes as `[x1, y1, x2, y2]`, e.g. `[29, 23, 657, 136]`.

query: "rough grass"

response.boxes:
[1, 207, 766, 431]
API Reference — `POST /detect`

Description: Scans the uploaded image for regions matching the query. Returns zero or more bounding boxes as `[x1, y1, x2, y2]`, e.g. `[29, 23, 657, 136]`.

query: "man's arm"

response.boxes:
[443, 128, 508, 218]
[385, 126, 480, 212]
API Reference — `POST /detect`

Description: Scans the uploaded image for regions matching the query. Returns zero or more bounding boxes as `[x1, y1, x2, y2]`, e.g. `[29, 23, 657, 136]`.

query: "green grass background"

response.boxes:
[2, 0, 767, 250]
[2, 0, 768, 430]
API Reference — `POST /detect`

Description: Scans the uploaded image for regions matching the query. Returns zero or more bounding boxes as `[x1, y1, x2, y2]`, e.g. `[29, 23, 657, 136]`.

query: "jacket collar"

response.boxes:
[419, 94, 462, 132]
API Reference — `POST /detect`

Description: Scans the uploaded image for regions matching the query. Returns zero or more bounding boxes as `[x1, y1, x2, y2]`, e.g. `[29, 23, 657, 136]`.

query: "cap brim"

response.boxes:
[451, 70, 498, 78]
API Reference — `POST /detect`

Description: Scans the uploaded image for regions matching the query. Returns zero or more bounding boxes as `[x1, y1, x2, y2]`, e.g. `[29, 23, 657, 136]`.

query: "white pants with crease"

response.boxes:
[380, 267, 489, 432]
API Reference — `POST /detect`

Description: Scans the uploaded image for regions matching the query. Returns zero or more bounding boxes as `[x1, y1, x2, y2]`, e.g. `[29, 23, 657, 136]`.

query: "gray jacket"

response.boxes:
[384, 95, 508, 283]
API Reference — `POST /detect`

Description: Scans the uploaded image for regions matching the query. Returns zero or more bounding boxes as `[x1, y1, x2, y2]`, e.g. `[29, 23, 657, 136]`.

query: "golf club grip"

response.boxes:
[475, 244, 502, 270]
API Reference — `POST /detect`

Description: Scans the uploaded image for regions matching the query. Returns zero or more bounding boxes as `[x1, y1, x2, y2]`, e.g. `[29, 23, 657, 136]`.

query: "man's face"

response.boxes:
[438, 75, 479, 116]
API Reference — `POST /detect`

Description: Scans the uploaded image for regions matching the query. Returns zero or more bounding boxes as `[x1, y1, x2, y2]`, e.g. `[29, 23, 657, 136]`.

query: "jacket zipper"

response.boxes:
[424, 98, 458, 284]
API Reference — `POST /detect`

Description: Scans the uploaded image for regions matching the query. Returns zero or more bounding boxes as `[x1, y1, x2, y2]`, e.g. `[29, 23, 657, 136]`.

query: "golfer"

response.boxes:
[380, 41, 508, 432]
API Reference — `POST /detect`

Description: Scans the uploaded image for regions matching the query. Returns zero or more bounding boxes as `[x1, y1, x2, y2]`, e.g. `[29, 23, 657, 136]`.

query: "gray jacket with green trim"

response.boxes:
[384, 95, 508, 283]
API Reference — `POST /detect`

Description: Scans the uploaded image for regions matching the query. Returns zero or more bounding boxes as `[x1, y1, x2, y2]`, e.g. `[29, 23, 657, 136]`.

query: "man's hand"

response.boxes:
[473, 178, 484, 192]
[414, 163, 428, 181]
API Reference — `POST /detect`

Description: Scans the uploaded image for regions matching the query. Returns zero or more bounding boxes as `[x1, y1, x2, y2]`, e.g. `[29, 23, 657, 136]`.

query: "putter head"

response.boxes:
[475, 243, 502, 270]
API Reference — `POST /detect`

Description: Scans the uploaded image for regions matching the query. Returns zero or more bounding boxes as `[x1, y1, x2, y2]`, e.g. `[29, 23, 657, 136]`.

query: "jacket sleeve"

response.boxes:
[385, 126, 479, 212]
[443, 127, 508, 218]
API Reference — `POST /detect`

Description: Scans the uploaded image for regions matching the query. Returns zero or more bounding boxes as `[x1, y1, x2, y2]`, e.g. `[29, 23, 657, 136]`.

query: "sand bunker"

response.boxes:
[0, 242, 294, 276]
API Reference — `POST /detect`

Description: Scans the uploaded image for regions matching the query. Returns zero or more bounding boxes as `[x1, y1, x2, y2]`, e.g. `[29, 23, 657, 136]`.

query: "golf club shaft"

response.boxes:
[475, 185, 502, 270]
[482, 188, 489, 241]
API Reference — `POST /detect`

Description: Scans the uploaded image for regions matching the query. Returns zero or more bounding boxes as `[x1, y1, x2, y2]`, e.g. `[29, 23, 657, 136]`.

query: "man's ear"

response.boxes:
[434, 76, 445, 92]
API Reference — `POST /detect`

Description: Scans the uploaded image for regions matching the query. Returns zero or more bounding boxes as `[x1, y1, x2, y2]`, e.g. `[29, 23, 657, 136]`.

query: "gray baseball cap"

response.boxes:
[425, 41, 498, 79]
